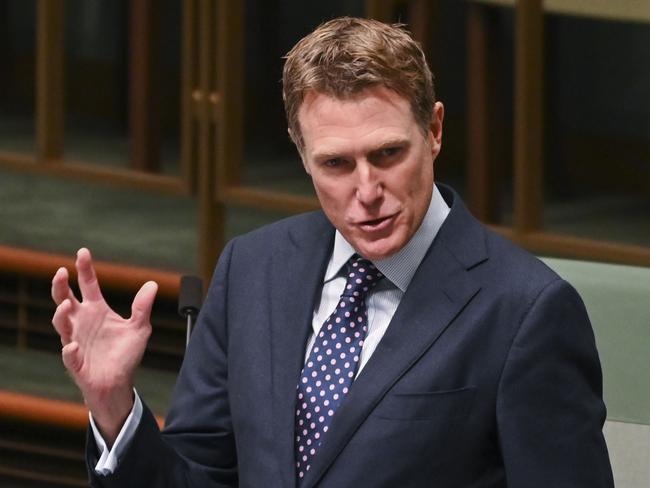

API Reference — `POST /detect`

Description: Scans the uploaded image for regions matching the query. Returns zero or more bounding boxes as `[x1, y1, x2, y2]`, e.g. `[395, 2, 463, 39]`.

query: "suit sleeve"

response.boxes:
[496, 278, 614, 487]
[87, 240, 238, 488]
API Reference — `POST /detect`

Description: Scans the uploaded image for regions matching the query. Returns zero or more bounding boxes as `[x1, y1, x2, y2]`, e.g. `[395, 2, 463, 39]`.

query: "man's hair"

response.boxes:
[282, 16, 436, 152]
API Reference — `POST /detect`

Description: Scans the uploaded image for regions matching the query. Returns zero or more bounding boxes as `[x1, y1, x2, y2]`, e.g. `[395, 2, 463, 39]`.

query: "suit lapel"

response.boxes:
[269, 214, 334, 488]
[301, 186, 488, 487]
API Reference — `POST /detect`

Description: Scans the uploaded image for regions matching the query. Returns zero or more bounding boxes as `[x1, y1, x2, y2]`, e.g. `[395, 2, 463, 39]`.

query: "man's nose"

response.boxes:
[355, 164, 383, 205]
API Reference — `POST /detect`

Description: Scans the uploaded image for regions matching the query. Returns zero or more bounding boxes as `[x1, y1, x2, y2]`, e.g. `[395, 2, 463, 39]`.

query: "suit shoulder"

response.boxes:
[226, 210, 330, 256]
[480, 225, 563, 296]
[236, 210, 327, 241]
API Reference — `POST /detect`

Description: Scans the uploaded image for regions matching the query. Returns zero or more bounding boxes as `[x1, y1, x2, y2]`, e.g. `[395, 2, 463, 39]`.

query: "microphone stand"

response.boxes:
[178, 276, 203, 349]
[185, 311, 196, 348]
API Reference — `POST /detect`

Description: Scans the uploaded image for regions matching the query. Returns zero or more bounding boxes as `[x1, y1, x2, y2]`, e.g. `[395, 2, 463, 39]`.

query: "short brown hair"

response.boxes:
[282, 16, 436, 151]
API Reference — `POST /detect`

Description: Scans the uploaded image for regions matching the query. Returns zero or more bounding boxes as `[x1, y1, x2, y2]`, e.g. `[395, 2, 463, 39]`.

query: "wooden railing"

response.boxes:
[0, 244, 181, 299]
[0, 390, 164, 487]
[0, 390, 165, 430]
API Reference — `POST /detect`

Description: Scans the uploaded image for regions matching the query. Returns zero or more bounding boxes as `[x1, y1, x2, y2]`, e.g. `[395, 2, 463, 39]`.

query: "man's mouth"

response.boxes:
[357, 213, 398, 232]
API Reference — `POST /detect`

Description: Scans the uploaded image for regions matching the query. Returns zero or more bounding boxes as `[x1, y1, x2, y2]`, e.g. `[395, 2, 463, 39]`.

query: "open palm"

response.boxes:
[51, 248, 158, 439]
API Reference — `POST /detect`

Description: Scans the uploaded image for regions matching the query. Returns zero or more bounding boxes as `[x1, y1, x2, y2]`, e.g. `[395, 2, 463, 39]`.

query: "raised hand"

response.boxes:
[51, 248, 158, 445]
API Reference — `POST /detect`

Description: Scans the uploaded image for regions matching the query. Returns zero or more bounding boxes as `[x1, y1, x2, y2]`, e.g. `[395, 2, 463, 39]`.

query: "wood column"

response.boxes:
[129, 0, 161, 172]
[36, 0, 64, 161]
[467, 2, 499, 222]
[181, 0, 199, 190]
[196, 0, 219, 282]
[513, 0, 544, 232]
[365, 0, 396, 22]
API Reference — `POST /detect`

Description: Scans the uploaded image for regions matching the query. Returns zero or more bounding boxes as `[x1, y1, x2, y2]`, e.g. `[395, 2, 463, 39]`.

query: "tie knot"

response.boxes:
[342, 254, 383, 298]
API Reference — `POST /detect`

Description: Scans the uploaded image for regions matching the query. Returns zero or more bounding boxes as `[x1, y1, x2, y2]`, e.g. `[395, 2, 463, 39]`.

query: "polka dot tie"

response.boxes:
[294, 254, 384, 482]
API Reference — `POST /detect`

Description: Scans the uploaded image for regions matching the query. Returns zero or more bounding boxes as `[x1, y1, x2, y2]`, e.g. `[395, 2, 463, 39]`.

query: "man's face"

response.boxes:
[297, 86, 444, 260]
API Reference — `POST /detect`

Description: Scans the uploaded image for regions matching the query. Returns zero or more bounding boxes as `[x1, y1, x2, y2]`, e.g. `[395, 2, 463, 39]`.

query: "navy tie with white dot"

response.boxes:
[294, 254, 384, 482]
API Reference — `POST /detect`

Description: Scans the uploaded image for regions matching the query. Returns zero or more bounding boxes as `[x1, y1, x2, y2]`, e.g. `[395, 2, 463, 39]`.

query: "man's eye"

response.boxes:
[324, 158, 343, 168]
[381, 147, 400, 157]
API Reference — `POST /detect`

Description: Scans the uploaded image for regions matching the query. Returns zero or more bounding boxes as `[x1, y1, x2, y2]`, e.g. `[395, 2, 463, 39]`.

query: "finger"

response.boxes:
[130, 281, 158, 326]
[52, 299, 73, 345]
[51, 267, 79, 306]
[76, 248, 104, 302]
[62, 341, 82, 373]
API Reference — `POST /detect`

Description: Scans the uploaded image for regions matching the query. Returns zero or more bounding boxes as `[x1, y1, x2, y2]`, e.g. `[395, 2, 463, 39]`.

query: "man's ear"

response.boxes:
[430, 102, 444, 143]
[428, 102, 444, 157]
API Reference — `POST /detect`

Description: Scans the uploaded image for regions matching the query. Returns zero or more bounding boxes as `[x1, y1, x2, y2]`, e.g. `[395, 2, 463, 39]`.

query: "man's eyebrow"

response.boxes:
[310, 138, 410, 161]
[311, 149, 343, 162]
[373, 138, 410, 150]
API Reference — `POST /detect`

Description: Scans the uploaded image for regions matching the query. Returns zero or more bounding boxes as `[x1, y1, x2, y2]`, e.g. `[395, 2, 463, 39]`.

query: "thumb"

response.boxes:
[62, 341, 82, 373]
[130, 281, 158, 325]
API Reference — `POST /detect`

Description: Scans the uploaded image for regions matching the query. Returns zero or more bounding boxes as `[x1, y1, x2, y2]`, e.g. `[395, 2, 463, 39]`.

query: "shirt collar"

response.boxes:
[324, 184, 450, 292]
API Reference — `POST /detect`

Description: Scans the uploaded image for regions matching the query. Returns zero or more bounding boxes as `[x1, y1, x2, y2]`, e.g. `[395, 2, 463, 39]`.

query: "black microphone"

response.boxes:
[178, 275, 203, 347]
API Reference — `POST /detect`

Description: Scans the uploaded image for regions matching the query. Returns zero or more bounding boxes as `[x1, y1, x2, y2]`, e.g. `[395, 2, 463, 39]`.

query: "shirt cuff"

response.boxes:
[89, 390, 143, 475]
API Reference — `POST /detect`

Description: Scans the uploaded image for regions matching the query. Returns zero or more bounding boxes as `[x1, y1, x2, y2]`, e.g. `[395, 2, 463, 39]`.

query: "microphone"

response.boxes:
[178, 275, 203, 347]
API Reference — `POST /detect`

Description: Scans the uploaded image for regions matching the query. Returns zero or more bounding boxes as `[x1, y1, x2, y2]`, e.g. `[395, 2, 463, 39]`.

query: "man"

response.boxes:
[51, 17, 613, 487]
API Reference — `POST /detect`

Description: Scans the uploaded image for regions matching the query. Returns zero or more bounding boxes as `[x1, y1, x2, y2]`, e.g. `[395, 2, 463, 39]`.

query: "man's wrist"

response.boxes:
[87, 386, 135, 448]
[91, 390, 143, 475]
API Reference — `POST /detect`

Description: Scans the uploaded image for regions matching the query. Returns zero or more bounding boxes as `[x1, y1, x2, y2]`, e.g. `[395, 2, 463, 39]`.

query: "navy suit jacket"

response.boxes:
[87, 184, 613, 487]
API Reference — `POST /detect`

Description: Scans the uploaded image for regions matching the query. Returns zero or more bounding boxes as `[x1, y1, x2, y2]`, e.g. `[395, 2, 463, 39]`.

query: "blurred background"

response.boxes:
[0, 1, 648, 486]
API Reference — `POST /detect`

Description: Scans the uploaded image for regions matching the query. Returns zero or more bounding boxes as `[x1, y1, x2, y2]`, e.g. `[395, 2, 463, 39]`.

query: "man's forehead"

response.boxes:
[297, 87, 416, 138]
[299, 86, 407, 112]
[298, 90, 419, 160]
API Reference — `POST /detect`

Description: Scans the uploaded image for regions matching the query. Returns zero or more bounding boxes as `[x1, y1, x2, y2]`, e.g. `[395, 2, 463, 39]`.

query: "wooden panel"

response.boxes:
[215, 0, 243, 190]
[0, 3, 8, 102]
[0, 465, 86, 487]
[365, 0, 397, 22]
[181, 0, 200, 191]
[210, 0, 244, 279]
[36, 0, 64, 161]
[0, 412, 86, 487]
[467, 2, 499, 222]
[0, 390, 164, 487]
[196, 0, 223, 282]
[15, 279, 28, 350]
[408, 0, 437, 57]
[129, 0, 161, 172]
[513, 0, 543, 232]
[0, 270, 187, 370]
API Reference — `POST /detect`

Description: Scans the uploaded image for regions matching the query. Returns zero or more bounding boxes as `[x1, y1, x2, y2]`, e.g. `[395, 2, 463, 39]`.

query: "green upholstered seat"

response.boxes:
[542, 257, 650, 488]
